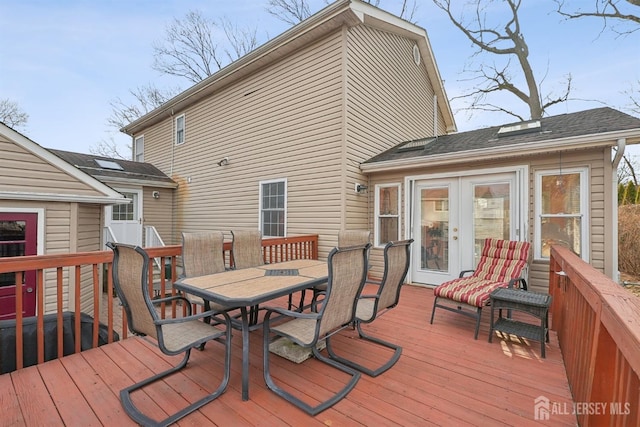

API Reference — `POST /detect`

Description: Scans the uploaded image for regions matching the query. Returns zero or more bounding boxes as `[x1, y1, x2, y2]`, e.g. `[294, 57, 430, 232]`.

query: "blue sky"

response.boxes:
[1, 0, 639, 158]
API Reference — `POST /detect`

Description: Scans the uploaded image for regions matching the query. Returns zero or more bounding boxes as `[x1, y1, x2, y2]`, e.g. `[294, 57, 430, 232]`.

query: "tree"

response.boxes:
[266, 0, 418, 25]
[618, 153, 639, 185]
[152, 10, 259, 84]
[90, 137, 129, 160]
[0, 98, 29, 131]
[433, 0, 571, 122]
[555, 0, 640, 36]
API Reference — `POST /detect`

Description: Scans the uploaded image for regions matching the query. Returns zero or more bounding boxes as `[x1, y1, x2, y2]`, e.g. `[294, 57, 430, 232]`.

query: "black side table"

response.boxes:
[489, 288, 552, 358]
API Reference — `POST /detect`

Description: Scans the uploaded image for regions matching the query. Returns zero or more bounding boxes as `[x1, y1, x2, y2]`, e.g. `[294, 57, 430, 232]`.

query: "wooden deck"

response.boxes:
[0, 285, 577, 426]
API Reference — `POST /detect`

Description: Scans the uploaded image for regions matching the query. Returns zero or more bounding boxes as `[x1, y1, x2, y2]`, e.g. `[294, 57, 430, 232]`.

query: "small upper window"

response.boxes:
[175, 115, 185, 145]
[134, 135, 144, 162]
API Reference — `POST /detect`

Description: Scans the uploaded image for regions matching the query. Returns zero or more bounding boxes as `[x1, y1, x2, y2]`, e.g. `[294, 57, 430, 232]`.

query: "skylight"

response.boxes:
[95, 159, 124, 170]
[398, 137, 436, 151]
[497, 120, 541, 137]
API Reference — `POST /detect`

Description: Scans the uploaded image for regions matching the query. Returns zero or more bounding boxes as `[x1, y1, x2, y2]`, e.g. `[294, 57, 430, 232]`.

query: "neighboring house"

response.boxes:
[121, 0, 455, 261]
[362, 107, 640, 291]
[120, 0, 640, 292]
[49, 150, 177, 248]
[0, 123, 126, 320]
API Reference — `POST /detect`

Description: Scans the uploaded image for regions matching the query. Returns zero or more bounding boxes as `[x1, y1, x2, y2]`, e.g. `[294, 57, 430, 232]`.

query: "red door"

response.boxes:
[0, 213, 37, 320]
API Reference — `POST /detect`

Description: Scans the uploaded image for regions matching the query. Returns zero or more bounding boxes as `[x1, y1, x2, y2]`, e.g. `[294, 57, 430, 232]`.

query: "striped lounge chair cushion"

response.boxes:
[433, 238, 531, 308]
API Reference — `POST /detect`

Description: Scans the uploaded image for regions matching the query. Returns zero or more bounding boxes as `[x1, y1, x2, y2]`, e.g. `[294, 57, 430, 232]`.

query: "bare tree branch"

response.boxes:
[152, 10, 223, 83]
[555, 0, 640, 36]
[0, 98, 29, 130]
[433, 0, 563, 120]
[90, 137, 129, 160]
[220, 17, 259, 61]
[108, 84, 181, 130]
[266, 0, 312, 25]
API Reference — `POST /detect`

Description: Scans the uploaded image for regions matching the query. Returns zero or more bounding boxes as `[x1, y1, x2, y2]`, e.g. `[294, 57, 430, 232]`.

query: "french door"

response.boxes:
[0, 213, 37, 320]
[412, 172, 521, 285]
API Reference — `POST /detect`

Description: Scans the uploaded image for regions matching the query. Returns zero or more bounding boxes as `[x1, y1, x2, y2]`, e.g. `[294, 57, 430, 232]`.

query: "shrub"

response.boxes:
[618, 204, 640, 277]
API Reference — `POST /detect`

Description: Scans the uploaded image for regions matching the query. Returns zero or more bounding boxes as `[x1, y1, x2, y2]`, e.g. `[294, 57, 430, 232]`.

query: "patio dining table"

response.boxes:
[174, 258, 328, 401]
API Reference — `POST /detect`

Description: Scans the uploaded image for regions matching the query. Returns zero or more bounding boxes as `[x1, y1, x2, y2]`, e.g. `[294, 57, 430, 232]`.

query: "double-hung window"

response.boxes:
[175, 114, 185, 145]
[375, 183, 401, 246]
[534, 167, 588, 260]
[134, 135, 144, 162]
[260, 179, 286, 237]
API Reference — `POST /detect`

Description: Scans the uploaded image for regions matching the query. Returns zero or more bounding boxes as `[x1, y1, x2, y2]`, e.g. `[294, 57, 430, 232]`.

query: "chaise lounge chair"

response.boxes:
[429, 238, 530, 339]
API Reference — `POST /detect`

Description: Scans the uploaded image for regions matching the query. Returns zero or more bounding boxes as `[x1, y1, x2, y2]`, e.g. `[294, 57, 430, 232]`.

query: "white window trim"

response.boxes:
[374, 183, 401, 248]
[134, 135, 144, 162]
[0, 208, 45, 255]
[258, 178, 287, 237]
[533, 167, 589, 261]
[175, 114, 185, 145]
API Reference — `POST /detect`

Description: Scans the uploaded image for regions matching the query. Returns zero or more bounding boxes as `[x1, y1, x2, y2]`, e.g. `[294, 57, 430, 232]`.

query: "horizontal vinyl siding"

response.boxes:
[76, 204, 102, 313]
[345, 25, 437, 243]
[0, 138, 103, 197]
[143, 186, 174, 244]
[143, 31, 345, 258]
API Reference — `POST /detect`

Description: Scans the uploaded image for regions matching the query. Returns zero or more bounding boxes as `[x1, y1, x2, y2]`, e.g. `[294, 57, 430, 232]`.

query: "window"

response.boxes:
[375, 184, 401, 246]
[534, 168, 588, 260]
[134, 135, 144, 162]
[260, 179, 286, 237]
[175, 114, 185, 145]
[112, 192, 136, 221]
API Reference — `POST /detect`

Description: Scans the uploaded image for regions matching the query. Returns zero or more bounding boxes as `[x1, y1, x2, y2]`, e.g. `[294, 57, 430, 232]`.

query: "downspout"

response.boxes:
[611, 138, 626, 282]
[170, 109, 175, 176]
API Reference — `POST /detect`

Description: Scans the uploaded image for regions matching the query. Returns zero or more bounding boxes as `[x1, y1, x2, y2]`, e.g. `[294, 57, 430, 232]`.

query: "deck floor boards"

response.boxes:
[1, 285, 577, 426]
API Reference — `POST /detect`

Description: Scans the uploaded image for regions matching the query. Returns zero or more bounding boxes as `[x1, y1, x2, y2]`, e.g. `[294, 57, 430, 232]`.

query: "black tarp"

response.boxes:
[0, 311, 119, 374]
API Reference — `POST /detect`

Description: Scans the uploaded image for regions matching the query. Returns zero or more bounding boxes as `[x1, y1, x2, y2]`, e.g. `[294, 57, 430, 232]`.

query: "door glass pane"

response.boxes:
[420, 187, 448, 272]
[112, 192, 136, 221]
[473, 183, 510, 265]
[0, 220, 26, 287]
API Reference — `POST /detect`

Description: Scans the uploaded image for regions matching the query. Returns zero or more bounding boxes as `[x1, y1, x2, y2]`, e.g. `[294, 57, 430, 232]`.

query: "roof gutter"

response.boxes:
[361, 128, 640, 173]
[0, 192, 131, 205]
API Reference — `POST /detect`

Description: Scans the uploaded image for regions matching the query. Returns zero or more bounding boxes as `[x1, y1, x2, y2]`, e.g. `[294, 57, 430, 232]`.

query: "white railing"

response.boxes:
[144, 226, 166, 270]
[103, 226, 117, 249]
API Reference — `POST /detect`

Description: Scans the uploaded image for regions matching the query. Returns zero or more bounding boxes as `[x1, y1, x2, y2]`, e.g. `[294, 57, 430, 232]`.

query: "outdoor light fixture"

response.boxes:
[217, 157, 229, 166]
[152, 191, 160, 199]
[355, 183, 368, 193]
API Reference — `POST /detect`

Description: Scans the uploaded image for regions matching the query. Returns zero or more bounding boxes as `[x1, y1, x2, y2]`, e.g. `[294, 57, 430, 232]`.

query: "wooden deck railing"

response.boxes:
[0, 234, 318, 372]
[549, 245, 640, 427]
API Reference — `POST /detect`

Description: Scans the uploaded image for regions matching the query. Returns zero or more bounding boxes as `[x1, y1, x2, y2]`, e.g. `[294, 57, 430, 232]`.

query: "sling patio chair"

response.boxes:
[309, 229, 371, 310]
[429, 238, 531, 339]
[108, 242, 232, 427]
[230, 229, 264, 325]
[326, 239, 413, 377]
[262, 243, 370, 416]
[181, 231, 239, 332]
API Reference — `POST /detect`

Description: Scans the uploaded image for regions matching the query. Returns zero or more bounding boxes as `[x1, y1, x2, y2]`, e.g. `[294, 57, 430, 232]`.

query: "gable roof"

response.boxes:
[49, 149, 177, 189]
[121, 0, 456, 135]
[0, 123, 127, 204]
[362, 107, 640, 172]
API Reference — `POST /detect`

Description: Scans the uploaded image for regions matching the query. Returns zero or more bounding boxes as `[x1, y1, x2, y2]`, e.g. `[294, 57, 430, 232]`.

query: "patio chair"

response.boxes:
[309, 229, 371, 310]
[230, 229, 264, 324]
[429, 238, 530, 339]
[181, 231, 237, 330]
[262, 243, 370, 416]
[108, 242, 232, 427]
[326, 239, 413, 377]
